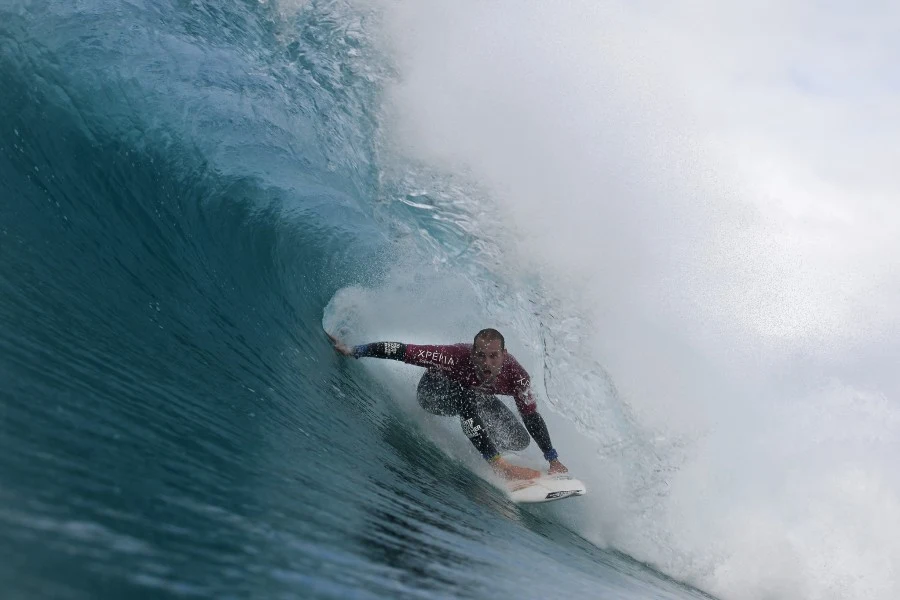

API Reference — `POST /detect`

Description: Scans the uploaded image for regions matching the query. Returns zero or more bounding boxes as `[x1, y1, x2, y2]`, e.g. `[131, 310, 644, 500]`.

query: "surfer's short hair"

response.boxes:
[474, 328, 505, 349]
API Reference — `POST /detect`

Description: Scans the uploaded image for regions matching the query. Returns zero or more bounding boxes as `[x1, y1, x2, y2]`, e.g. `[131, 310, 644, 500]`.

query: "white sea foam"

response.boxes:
[356, 1, 900, 598]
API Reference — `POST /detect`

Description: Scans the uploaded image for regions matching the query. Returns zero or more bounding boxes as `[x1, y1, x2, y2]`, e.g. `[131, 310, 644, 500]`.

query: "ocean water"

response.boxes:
[2, 1, 898, 599]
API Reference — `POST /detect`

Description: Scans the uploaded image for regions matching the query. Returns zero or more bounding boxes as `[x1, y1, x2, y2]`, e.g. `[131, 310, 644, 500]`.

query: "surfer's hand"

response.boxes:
[326, 332, 354, 357]
[492, 458, 541, 481]
[548, 459, 568, 474]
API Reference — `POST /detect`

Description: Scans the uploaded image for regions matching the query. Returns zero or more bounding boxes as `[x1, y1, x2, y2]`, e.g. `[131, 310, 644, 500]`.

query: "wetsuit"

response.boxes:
[352, 342, 559, 464]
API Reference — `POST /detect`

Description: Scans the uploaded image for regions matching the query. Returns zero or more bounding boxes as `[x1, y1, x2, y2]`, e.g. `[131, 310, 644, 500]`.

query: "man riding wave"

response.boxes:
[328, 328, 568, 481]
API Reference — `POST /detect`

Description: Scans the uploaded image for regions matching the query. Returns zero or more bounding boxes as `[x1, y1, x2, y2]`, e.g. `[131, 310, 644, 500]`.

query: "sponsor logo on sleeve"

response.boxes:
[515, 379, 537, 409]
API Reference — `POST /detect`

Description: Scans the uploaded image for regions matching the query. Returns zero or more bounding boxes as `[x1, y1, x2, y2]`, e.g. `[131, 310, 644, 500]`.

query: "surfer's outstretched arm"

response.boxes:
[335, 338, 471, 369]
[351, 341, 408, 360]
[326, 334, 407, 360]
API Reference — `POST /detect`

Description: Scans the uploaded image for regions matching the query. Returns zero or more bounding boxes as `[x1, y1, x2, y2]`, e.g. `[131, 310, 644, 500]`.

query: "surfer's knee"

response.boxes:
[417, 372, 463, 416]
[509, 425, 531, 451]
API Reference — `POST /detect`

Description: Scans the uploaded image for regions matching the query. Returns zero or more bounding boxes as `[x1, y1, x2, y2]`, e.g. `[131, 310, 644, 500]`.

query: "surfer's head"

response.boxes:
[472, 328, 506, 383]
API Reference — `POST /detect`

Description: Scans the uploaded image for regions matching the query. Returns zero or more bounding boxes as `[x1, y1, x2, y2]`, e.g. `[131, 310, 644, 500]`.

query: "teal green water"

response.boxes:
[0, 1, 717, 598]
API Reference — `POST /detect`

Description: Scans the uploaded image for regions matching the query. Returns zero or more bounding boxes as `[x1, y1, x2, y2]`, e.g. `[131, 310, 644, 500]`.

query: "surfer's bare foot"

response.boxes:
[493, 458, 541, 481]
[548, 459, 568, 474]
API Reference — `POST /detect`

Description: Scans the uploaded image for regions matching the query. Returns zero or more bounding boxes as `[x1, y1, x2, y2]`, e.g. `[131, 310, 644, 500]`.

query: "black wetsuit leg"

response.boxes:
[416, 372, 529, 457]
[416, 370, 468, 416]
[417, 371, 499, 459]
[475, 397, 530, 452]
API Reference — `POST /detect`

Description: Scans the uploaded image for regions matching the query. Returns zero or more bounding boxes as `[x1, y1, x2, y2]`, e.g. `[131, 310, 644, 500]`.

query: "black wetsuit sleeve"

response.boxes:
[352, 342, 407, 361]
[521, 412, 557, 460]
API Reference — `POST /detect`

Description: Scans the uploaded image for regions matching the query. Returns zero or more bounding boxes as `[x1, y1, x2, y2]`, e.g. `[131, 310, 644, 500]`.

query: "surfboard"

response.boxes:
[506, 473, 587, 504]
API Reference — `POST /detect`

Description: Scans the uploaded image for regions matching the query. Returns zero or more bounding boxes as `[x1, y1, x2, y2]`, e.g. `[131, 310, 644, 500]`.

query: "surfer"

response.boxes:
[328, 328, 569, 481]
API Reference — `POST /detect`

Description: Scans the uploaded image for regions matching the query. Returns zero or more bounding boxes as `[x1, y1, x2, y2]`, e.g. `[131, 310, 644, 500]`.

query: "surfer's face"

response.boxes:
[472, 338, 505, 383]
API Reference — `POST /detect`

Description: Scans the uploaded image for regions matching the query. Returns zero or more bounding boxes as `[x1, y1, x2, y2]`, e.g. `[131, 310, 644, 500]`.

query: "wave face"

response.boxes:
[0, 1, 711, 599]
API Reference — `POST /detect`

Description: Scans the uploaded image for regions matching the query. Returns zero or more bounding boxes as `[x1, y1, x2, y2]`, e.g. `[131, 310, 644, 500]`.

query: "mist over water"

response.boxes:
[365, 1, 900, 598]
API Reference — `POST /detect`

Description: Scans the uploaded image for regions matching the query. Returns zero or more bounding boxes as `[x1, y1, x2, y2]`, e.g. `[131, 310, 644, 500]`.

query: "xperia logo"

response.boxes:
[416, 349, 456, 366]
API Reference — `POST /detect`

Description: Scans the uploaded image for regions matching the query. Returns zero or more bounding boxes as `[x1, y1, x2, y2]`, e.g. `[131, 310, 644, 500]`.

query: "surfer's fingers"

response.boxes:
[324, 331, 352, 355]
[325, 331, 345, 348]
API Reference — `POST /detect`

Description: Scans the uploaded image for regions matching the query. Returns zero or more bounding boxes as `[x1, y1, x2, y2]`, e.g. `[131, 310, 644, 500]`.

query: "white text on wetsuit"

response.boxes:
[416, 349, 456, 366]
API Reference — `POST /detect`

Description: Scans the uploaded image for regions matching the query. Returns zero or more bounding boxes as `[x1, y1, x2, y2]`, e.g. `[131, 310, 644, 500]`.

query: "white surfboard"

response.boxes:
[506, 473, 587, 504]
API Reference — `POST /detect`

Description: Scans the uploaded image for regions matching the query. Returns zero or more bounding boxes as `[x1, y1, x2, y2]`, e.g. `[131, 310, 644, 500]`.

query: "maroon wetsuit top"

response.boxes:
[352, 342, 538, 415]
[400, 343, 538, 415]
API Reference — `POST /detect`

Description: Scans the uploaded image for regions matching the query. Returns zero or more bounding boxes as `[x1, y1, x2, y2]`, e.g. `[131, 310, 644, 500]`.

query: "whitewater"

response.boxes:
[2, 1, 898, 599]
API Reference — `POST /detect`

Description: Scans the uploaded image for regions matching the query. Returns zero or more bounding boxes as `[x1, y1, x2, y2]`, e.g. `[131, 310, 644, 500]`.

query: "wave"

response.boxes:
[2, 1, 897, 599]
